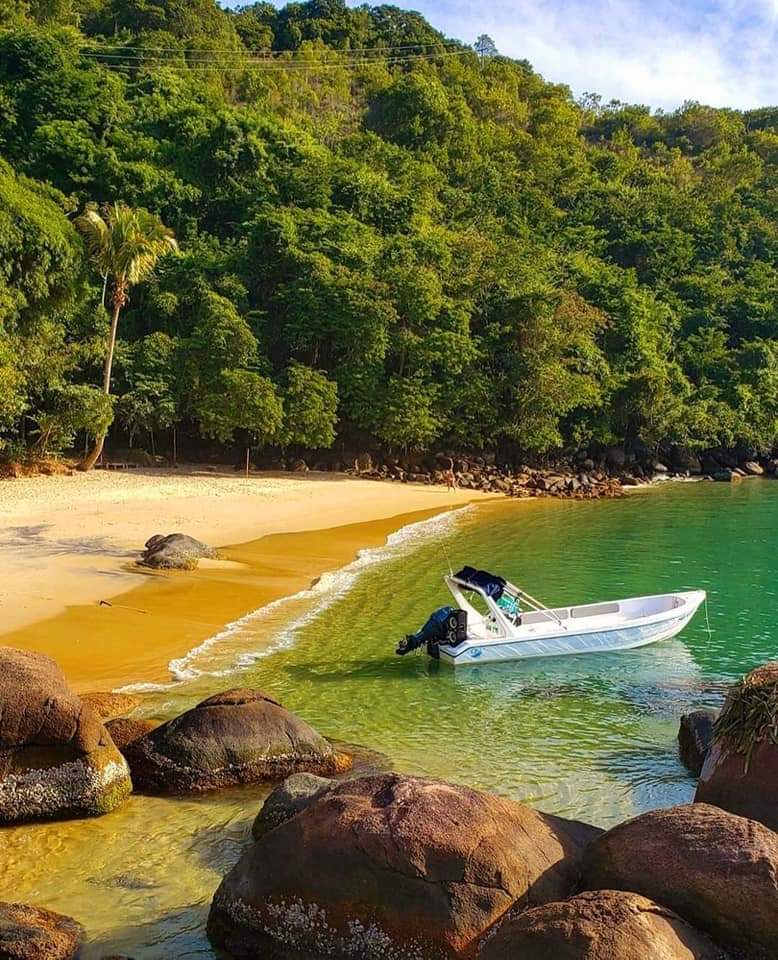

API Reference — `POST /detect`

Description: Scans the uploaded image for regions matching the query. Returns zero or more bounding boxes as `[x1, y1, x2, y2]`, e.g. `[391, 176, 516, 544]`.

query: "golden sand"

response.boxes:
[0, 468, 493, 689]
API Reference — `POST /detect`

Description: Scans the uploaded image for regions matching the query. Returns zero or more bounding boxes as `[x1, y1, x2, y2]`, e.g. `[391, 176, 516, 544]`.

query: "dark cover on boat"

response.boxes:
[453, 566, 506, 599]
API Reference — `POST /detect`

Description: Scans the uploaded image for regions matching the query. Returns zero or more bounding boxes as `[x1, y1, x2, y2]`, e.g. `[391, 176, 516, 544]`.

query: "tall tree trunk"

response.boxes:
[79, 432, 106, 471]
[79, 298, 122, 471]
[102, 298, 122, 393]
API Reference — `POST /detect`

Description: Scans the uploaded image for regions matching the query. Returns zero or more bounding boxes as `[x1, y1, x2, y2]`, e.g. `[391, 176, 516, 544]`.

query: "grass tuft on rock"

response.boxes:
[714, 663, 778, 769]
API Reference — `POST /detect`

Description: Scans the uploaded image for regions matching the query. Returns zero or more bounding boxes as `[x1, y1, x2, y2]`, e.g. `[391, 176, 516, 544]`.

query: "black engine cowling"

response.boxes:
[397, 606, 467, 656]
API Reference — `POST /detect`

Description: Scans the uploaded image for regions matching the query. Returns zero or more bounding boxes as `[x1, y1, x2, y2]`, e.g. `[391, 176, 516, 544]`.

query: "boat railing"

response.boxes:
[448, 574, 569, 633]
[507, 581, 568, 630]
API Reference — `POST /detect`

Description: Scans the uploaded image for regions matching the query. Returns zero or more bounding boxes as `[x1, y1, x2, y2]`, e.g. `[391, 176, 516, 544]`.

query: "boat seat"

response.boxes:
[571, 601, 620, 618]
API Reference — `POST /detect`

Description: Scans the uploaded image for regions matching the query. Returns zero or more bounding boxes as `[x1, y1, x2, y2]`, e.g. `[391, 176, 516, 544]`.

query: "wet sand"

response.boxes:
[0, 468, 492, 689]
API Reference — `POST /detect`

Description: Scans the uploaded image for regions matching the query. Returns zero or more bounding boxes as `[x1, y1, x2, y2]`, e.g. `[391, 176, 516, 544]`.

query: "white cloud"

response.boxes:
[404, 0, 778, 110]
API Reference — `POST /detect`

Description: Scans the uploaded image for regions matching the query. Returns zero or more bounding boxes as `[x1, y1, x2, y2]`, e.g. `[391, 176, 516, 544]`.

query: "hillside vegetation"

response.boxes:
[1, 0, 778, 464]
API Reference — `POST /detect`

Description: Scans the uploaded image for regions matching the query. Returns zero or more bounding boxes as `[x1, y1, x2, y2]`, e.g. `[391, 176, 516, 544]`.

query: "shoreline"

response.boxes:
[0, 467, 494, 690]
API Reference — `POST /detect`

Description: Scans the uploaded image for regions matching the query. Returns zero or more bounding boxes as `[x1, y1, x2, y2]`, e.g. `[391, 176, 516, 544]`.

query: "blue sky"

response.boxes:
[347, 0, 778, 110]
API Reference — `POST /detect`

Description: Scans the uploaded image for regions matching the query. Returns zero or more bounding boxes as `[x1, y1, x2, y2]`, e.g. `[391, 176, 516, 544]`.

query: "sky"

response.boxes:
[348, 0, 778, 111]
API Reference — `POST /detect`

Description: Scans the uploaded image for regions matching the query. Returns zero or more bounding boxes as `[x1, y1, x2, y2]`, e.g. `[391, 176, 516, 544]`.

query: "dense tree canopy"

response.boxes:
[1, 0, 777, 463]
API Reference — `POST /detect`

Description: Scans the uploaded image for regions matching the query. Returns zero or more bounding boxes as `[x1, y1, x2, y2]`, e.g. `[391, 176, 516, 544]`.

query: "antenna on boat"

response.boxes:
[441, 541, 454, 576]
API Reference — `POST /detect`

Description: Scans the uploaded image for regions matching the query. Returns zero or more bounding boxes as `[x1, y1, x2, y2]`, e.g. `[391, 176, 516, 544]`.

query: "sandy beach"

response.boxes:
[0, 467, 493, 689]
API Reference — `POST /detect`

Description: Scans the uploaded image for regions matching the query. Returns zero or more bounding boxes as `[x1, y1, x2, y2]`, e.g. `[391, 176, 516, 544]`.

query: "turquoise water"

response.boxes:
[4, 479, 778, 957]
[165, 479, 777, 825]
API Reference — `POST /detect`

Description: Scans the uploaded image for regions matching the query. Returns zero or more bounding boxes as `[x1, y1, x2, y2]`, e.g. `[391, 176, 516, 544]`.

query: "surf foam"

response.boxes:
[118, 505, 471, 694]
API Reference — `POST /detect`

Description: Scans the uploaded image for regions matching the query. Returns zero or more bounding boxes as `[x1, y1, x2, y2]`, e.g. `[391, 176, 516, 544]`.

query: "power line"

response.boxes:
[79, 39, 466, 56]
[80, 49, 464, 62]
[81, 52, 471, 66]
[80, 48, 474, 71]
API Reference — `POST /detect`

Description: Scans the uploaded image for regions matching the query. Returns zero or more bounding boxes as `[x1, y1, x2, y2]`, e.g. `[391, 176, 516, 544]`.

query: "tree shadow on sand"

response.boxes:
[0, 523, 136, 559]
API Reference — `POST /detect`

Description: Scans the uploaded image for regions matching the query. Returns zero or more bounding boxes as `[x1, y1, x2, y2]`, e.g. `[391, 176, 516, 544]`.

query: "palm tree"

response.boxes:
[76, 202, 178, 470]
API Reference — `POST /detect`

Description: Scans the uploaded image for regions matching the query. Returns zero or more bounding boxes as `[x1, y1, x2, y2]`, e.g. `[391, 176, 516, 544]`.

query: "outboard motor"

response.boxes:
[397, 607, 468, 657]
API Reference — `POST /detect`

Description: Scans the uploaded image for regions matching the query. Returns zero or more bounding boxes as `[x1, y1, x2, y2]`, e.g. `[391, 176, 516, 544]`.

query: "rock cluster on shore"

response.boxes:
[333, 444, 778, 500]
[582, 802, 778, 958]
[350, 454, 626, 499]
[207, 773, 778, 960]
[0, 646, 355, 814]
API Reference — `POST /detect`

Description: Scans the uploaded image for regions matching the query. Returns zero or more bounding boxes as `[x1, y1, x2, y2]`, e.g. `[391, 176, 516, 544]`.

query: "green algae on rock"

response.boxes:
[710, 663, 778, 768]
[696, 662, 778, 830]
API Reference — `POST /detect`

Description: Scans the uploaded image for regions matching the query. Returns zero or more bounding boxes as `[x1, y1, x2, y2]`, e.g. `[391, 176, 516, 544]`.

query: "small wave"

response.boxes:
[118, 504, 471, 693]
[115, 680, 175, 694]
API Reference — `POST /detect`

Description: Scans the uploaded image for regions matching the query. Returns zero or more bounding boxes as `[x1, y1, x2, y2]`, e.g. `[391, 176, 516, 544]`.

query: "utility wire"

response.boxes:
[79, 39, 466, 56]
[80, 49, 465, 61]
[80, 48, 474, 71]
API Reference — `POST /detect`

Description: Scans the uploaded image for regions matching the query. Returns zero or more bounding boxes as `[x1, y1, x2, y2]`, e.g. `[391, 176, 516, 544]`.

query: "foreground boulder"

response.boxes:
[480, 890, 723, 960]
[138, 533, 216, 570]
[80, 692, 141, 722]
[123, 689, 349, 794]
[0, 902, 84, 959]
[582, 803, 778, 958]
[252, 772, 335, 839]
[695, 663, 778, 830]
[678, 709, 717, 776]
[105, 717, 158, 752]
[0, 648, 131, 823]
[208, 773, 601, 959]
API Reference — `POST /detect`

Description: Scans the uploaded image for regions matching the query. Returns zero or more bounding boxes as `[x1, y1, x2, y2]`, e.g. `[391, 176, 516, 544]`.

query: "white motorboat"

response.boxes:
[396, 566, 706, 665]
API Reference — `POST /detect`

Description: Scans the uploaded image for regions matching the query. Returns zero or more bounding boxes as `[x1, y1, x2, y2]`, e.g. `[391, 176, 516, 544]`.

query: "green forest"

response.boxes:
[1, 0, 778, 467]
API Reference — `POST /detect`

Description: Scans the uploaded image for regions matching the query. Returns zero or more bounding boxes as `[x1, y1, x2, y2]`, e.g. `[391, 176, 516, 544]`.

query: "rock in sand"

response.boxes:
[105, 717, 158, 752]
[80, 692, 141, 722]
[138, 533, 216, 570]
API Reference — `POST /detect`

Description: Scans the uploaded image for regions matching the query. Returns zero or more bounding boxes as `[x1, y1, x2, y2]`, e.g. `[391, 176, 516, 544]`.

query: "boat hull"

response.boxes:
[437, 600, 703, 666]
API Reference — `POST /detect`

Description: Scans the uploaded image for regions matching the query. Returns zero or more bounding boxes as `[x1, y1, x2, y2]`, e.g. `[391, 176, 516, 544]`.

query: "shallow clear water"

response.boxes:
[3, 480, 778, 957]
